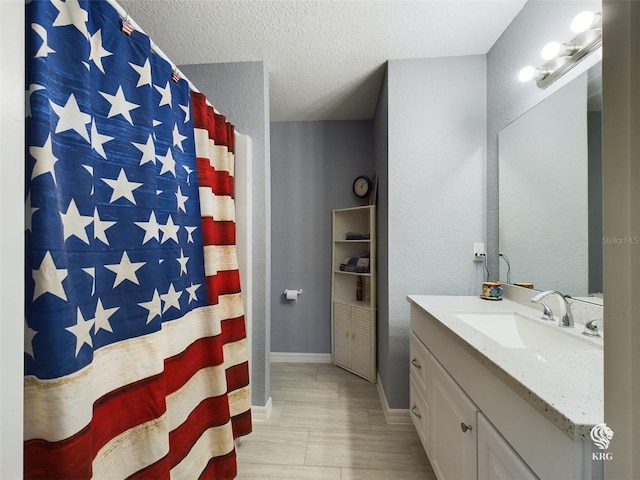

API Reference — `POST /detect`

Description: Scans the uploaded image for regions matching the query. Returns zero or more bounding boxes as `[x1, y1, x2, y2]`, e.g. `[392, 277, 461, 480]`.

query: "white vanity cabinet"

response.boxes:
[410, 331, 480, 479]
[408, 296, 602, 480]
[477, 413, 538, 480]
[410, 323, 534, 480]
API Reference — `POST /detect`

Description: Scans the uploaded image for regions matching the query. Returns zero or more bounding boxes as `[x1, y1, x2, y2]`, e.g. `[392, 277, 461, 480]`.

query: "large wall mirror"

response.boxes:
[499, 62, 603, 304]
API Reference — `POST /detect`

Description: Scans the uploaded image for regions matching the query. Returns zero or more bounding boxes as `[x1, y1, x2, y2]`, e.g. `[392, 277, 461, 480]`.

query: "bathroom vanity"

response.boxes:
[407, 295, 603, 480]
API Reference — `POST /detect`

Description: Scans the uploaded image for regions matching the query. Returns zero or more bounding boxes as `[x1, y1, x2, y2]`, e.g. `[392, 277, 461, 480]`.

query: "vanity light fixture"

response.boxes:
[518, 10, 601, 89]
[518, 66, 536, 82]
[540, 41, 562, 61]
[571, 11, 601, 33]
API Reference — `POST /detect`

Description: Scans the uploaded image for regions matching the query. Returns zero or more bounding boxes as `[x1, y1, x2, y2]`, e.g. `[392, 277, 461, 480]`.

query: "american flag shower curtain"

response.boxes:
[24, 0, 251, 478]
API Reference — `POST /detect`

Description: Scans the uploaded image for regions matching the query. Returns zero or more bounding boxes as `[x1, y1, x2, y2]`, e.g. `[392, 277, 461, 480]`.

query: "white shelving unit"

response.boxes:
[331, 206, 376, 382]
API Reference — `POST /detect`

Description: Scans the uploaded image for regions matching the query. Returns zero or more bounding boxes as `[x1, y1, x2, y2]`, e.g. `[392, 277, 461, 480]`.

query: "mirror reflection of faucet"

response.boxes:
[582, 319, 603, 337]
[530, 290, 575, 327]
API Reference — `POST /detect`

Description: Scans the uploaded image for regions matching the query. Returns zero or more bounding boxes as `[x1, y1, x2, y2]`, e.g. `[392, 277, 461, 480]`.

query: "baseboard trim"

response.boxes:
[251, 396, 273, 422]
[270, 352, 332, 363]
[376, 374, 412, 424]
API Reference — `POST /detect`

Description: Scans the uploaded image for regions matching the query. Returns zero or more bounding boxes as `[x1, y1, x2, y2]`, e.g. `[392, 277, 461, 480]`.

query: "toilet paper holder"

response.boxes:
[283, 289, 303, 300]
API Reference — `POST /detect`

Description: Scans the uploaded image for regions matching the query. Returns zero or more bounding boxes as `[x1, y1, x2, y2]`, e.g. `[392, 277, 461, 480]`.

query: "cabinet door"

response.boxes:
[477, 413, 538, 480]
[350, 306, 372, 379]
[333, 303, 351, 368]
[430, 358, 479, 480]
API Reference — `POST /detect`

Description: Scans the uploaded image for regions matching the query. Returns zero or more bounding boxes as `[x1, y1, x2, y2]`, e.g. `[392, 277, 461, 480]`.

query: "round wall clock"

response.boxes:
[352, 175, 372, 199]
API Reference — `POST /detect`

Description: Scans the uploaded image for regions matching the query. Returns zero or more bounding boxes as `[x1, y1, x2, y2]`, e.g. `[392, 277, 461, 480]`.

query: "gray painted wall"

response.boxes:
[179, 61, 272, 406]
[270, 121, 374, 354]
[486, 0, 601, 278]
[378, 56, 488, 408]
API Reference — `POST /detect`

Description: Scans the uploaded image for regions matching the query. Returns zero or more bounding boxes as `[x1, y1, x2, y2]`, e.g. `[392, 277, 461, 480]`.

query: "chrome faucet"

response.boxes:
[530, 290, 575, 327]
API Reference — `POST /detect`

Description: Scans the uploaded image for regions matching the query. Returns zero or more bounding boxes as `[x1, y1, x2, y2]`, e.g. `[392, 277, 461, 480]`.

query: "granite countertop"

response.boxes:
[406, 295, 603, 441]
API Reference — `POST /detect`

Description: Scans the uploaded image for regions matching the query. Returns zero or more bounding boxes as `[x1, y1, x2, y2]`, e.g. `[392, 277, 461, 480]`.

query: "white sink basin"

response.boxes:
[453, 311, 600, 350]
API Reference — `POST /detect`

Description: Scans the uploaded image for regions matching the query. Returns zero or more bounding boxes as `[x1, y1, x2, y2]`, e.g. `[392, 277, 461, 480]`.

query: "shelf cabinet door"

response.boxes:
[333, 303, 351, 369]
[430, 357, 479, 480]
[477, 413, 538, 480]
[350, 306, 373, 380]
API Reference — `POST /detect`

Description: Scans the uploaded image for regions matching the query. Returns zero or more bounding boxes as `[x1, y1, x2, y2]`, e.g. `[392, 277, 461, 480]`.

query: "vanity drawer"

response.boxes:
[410, 331, 431, 397]
[410, 375, 430, 455]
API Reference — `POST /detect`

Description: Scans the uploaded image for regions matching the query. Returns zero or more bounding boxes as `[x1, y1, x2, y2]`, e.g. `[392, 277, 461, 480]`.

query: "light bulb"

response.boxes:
[541, 42, 561, 60]
[571, 11, 599, 33]
[518, 66, 536, 83]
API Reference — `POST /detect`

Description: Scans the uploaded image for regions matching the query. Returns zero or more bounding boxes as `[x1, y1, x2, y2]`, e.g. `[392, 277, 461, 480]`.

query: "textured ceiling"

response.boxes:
[116, 0, 527, 121]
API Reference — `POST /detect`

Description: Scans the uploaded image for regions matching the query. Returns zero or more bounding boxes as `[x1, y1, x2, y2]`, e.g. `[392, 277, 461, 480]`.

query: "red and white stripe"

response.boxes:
[191, 91, 252, 450]
[24, 298, 249, 479]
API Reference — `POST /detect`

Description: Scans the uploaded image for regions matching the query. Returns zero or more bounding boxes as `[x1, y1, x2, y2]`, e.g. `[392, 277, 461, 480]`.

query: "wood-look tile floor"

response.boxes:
[236, 363, 437, 479]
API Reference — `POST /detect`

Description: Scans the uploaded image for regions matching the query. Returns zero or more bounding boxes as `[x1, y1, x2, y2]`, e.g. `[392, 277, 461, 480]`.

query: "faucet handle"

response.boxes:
[538, 302, 554, 321]
[582, 319, 602, 337]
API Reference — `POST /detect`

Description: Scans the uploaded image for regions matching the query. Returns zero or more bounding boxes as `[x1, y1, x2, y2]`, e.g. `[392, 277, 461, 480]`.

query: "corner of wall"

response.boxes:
[261, 61, 272, 397]
[373, 64, 390, 398]
[376, 373, 411, 425]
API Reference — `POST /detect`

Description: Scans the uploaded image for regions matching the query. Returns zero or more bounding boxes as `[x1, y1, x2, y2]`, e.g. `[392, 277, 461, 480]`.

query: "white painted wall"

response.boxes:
[380, 55, 487, 408]
[0, 1, 24, 477]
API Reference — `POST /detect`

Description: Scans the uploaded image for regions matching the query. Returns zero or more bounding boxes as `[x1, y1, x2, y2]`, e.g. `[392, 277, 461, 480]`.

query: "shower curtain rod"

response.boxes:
[107, 0, 245, 135]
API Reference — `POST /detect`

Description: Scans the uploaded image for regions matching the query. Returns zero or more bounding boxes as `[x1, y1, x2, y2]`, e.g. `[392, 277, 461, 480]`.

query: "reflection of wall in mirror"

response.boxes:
[587, 89, 603, 295]
[499, 73, 588, 296]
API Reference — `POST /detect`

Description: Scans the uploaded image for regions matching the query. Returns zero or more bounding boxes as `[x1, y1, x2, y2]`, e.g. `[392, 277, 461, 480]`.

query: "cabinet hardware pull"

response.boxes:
[351, 333, 356, 340]
[411, 358, 422, 369]
[460, 423, 472, 433]
[411, 405, 422, 419]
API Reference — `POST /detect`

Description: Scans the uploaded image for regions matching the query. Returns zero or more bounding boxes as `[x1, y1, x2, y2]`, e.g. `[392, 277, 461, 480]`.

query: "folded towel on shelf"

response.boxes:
[339, 251, 370, 273]
[345, 232, 370, 240]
